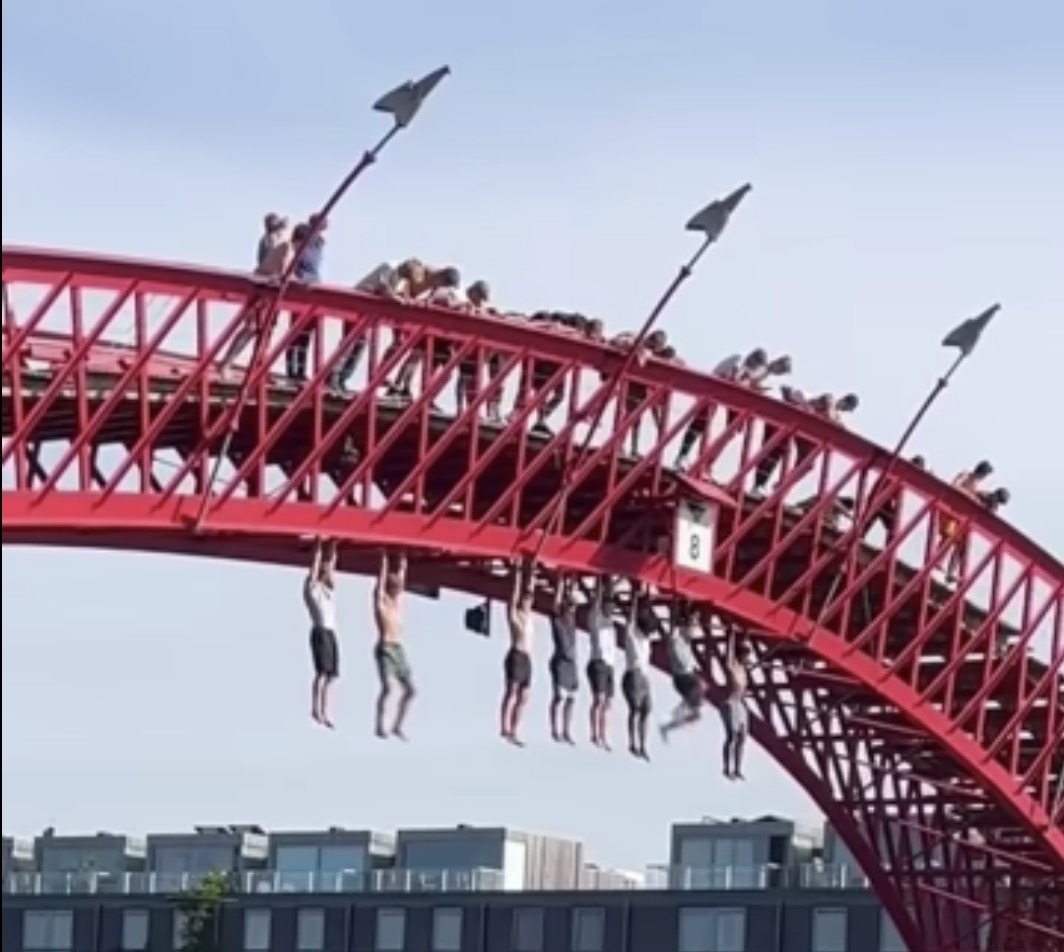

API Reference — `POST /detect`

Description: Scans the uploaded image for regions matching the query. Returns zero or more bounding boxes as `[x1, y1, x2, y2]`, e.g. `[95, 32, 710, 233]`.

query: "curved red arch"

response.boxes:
[4, 247, 1062, 950]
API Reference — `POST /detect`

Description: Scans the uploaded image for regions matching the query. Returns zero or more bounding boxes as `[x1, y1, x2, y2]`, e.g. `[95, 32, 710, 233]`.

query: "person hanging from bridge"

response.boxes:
[939, 460, 993, 584]
[721, 629, 752, 780]
[284, 215, 327, 383]
[500, 557, 535, 745]
[659, 604, 705, 741]
[218, 214, 292, 380]
[304, 537, 339, 727]
[586, 577, 617, 748]
[548, 574, 579, 744]
[620, 583, 653, 760]
[373, 549, 415, 738]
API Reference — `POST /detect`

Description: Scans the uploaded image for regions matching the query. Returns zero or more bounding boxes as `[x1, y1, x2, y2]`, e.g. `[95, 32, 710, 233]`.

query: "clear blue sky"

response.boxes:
[2, 0, 1061, 870]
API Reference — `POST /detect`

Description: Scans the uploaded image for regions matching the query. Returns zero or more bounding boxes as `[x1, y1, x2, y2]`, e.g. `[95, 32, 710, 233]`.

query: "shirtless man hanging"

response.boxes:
[586, 578, 616, 749]
[304, 538, 339, 726]
[722, 630, 752, 779]
[500, 558, 534, 745]
[659, 606, 704, 740]
[548, 575, 579, 744]
[941, 460, 993, 583]
[373, 550, 415, 738]
[620, 585, 652, 759]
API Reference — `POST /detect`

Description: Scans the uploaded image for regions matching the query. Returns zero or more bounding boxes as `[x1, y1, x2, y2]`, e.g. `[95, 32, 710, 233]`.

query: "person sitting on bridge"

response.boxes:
[284, 217, 327, 382]
[620, 584, 653, 760]
[329, 258, 429, 393]
[721, 629, 752, 780]
[586, 577, 617, 748]
[659, 605, 704, 741]
[304, 538, 339, 727]
[219, 215, 293, 380]
[939, 461, 993, 583]
[548, 574, 579, 744]
[373, 550, 415, 738]
[500, 557, 535, 744]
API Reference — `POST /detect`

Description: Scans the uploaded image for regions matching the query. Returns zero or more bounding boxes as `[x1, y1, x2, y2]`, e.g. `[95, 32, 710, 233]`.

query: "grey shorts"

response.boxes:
[721, 698, 747, 735]
[375, 642, 412, 685]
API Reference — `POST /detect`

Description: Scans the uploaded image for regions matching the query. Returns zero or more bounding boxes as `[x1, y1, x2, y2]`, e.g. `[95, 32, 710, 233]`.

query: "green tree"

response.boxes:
[174, 871, 233, 952]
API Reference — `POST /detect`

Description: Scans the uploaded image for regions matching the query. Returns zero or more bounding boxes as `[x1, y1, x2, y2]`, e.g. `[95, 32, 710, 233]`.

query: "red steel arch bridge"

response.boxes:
[2, 247, 1061, 952]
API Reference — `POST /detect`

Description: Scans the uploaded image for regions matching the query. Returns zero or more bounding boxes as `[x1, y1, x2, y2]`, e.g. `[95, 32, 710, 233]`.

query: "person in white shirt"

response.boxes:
[500, 558, 534, 745]
[585, 579, 616, 749]
[619, 585, 652, 759]
[659, 607, 705, 740]
[304, 538, 339, 727]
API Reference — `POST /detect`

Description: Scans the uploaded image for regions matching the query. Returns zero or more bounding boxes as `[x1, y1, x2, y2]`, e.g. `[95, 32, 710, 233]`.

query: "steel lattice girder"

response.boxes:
[3, 247, 1062, 951]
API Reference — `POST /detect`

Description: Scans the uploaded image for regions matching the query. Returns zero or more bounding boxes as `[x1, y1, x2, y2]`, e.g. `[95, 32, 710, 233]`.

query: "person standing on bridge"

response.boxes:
[304, 538, 339, 727]
[501, 558, 535, 745]
[940, 461, 993, 583]
[374, 550, 415, 738]
[548, 575, 579, 744]
[586, 578, 617, 749]
[659, 606, 704, 741]
[284, 216, 327, 382]
[721, 630, 752, 780]
[620, 585, 653, 760]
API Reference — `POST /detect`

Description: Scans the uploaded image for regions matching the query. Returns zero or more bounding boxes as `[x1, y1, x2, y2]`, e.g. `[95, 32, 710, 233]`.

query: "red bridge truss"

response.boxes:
[2, 247, 1061, 950]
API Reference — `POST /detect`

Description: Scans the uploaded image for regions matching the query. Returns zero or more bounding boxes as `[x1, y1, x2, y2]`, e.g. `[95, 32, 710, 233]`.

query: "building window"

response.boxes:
[432, 907, 463, 950]
[244, 909, 271, 950]
[571, 907, 604, 950]
[677, 837, 757, 888]
[812, 908, 847, 951]
[24, 911, 73, 950]
[121, 909, 149, 949]
[376, 908, 406, 951]
[512, 907, 544, 951]
[678, 906, 745, 951]
[880, 911, 908, 951]
[297, 908, 325, 950]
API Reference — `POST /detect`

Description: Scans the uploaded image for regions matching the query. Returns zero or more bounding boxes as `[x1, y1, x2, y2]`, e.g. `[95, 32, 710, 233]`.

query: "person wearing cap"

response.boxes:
[218, 215, 291, 378]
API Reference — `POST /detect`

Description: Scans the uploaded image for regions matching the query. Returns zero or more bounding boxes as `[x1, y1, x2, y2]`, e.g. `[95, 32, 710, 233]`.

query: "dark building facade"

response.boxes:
[2, 820, 908, 950]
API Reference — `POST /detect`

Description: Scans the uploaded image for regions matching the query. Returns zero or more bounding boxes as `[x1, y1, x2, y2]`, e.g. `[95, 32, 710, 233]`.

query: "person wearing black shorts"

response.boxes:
[585, 579, 616, 749]
[548, 577, 579, 743]
[619, 587, 652, 759]
[500, 559, 534, 745]
[303, 539, 339, 727]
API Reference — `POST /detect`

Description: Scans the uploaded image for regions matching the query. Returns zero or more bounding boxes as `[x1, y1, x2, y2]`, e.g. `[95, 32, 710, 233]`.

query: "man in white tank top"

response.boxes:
[303, 539, 339, 727]
[620, 584, 652, 760]
[659, 607, 705, 741]
[586, 579, 616, 749]
[500, 559, 534, 745]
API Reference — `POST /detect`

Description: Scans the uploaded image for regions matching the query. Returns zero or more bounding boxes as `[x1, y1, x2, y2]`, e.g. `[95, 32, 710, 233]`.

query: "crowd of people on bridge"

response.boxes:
[249, 212, 1013, 760]
[302, 539, 753, 775]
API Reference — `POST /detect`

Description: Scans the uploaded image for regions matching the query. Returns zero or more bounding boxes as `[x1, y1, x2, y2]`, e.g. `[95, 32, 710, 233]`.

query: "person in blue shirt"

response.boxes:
[285, 216, 326, 380]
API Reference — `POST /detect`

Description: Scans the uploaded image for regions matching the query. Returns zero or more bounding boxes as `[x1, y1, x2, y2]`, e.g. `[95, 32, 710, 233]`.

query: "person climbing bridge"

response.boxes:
[284, 216, 327, 382]
[721, 629, 752, 780]
[303, 538, 339, 727]
[218, 213, 292, 379]
[620, 584, 652, 760]
[548, 574, 579, 744]
[586, 577, 616, 749]
[373, 549, 414, 738]
[659, 605, 704, 740]
[386, 266, 462, 400]
[500, 557, 535, 745]
[940, 460, 993, 583]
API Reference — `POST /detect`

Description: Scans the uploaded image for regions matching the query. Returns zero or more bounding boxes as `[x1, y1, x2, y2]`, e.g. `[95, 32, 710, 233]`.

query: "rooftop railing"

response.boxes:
[3, 863, 870, 896]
